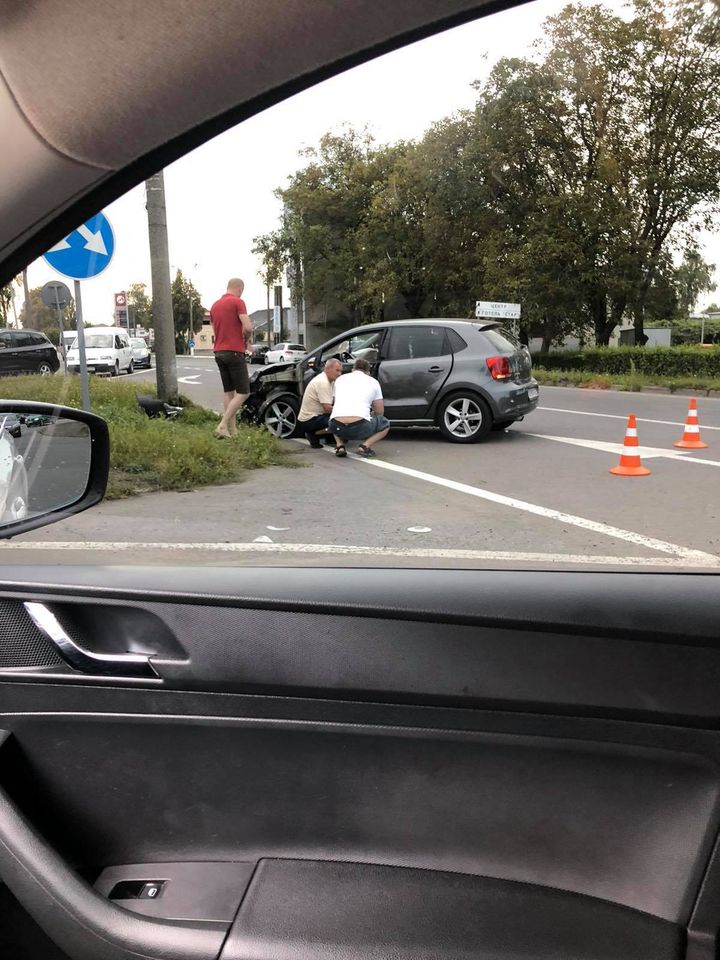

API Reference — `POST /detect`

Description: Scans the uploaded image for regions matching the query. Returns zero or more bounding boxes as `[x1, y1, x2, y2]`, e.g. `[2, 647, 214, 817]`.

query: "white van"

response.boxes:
[67, 327, 135, 376]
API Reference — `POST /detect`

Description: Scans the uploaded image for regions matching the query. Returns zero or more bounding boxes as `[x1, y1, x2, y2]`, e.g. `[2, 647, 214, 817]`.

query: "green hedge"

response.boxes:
[533, 346, 720, 377]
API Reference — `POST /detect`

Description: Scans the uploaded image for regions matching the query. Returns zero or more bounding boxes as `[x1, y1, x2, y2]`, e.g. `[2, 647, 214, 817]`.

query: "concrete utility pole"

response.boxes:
[145, 170, 178, 402]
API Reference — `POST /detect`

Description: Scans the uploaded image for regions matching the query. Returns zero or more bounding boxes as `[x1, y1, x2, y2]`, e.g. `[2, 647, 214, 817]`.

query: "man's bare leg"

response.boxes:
[358, 427, 389, 449]
[216, 391, 247, 437]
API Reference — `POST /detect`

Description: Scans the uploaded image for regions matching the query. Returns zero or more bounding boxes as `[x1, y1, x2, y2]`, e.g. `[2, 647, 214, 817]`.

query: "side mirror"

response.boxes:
[0, 401, 110, 540]
[307, 357, 317, 369]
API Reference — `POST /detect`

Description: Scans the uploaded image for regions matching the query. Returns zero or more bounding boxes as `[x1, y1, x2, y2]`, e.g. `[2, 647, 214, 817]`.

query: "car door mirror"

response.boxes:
[307, 357, 317, 369]
[0, 402, 110, 540]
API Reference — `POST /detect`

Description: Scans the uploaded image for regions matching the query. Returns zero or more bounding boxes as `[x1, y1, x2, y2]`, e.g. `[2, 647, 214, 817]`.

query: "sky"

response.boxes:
[17, 0, 720, 326]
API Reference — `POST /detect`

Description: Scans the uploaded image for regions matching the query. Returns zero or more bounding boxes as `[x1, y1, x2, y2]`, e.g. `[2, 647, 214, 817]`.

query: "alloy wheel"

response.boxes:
[443, 397, 484, 438]
[264, 400, 298, 438]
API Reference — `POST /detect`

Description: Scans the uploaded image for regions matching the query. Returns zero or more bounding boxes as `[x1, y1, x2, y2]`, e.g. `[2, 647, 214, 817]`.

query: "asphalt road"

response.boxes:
[17, 421, 91, 516]
[3, 356, 720, 570]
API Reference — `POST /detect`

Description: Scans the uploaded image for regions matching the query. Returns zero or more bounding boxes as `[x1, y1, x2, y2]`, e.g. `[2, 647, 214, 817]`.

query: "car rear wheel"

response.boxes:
[37, 361, 53, 376]
[437, 392, 492, 443]
[262, 395, 299, 439]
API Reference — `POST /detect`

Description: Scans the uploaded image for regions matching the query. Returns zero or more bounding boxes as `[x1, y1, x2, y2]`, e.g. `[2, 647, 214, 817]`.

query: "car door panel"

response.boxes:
[0, 332, 20, 375]
[2, 568, 720, 960]
[378, 326, 453, 420]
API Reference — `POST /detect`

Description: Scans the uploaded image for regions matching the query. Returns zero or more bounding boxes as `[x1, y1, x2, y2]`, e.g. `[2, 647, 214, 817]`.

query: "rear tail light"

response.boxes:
[486, 356, 513, 380]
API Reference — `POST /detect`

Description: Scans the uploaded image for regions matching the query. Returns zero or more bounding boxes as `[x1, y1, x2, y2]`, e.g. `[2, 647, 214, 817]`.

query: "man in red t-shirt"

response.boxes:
[210, 278, 253, 438]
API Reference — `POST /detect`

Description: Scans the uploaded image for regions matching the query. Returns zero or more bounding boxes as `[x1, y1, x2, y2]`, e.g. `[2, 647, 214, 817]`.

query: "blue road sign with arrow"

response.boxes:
[43, 212, 115, 280]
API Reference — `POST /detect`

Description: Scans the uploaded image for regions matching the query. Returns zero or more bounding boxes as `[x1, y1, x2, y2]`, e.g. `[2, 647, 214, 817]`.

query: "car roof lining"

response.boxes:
[0, 0, 527, 286]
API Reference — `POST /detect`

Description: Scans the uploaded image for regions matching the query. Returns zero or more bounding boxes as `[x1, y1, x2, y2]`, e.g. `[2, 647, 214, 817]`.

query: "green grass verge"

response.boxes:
[1, 376, 290, 499]
[534, 367, 720, 393]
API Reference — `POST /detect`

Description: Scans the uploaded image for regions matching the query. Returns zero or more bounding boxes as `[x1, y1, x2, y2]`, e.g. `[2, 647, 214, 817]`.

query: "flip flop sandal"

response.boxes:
[357, 444, 376, 457]
[335, 445, 347, 458]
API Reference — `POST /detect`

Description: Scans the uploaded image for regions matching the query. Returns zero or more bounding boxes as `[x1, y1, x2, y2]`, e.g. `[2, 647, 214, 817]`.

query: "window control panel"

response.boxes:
[139, 882, 163, 899]
[96, 861, 256, 922]
[108, 879, 166, 901]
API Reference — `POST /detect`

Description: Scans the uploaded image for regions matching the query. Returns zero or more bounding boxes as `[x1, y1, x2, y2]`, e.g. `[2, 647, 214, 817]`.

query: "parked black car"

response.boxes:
[248, 343, 270, 364]
[0, 329, 60, 376]
[243, 319, 538, 442]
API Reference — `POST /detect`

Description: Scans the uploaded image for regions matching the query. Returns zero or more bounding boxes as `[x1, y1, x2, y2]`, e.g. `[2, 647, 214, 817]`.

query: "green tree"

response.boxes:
[127, 282, 153, 330]
[171, 269, 203, 353]
[18, 287, 76, 334]
[0, 284, 14, 325]
[256, 0, 720, 346]
[470, 0, 720, 344]
[256, 128, 406, 327]
[252, 231, 287, 289]
[674, 247, 716, 316]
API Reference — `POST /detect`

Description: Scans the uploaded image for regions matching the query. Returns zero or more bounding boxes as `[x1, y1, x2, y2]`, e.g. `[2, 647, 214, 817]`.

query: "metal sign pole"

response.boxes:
[73, 280, 91, 411]
[52, 288, 67, 374]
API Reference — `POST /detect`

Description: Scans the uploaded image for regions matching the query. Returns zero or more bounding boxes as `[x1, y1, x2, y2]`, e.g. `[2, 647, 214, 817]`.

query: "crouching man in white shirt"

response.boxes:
[329, 358, 390, 458]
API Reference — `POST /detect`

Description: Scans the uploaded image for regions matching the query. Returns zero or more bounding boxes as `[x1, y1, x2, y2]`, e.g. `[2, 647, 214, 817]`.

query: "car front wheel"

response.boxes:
[437, 392, 492, 443]
[262, 395, 299, 439]
[127, 360, 134, 374]
[112, 361, 120, 377]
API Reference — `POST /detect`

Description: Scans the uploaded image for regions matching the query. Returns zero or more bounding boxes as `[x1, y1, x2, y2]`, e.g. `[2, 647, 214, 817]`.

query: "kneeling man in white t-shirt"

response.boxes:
[329, 358, 390, 458]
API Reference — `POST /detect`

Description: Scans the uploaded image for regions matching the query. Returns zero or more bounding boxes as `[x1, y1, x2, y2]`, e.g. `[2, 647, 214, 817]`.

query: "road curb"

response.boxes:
[540, 382, 720, 399]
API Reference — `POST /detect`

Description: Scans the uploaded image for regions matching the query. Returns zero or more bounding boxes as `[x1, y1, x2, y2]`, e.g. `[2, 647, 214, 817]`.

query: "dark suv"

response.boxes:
[243, 319, 538, 442]
[0, 329, 60, 377]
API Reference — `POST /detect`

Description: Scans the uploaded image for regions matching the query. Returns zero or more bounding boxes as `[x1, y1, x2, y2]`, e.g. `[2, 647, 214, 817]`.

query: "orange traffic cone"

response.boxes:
[609, 414, 651, 477]
[674, 398, 708, 449]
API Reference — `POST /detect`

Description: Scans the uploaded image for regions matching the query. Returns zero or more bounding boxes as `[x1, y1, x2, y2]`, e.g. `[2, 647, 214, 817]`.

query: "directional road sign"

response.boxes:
[43, 213, 115, 280]
[475, 300, 521, 320]
[40, 280, 71, 310]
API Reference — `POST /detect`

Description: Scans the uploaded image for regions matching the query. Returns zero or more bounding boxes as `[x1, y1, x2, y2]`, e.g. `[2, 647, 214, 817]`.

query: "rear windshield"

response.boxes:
[480, 328, 518, 353]
[131, 339, 146, 348]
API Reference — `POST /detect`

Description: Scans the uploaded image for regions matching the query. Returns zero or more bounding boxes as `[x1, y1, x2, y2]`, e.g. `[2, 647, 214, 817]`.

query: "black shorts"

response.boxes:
[214, 351, 250, 393]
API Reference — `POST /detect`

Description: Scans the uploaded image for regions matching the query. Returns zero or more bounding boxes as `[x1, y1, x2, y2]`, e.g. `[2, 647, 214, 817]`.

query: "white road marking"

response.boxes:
[120, 368, 156, 379]
[528, 433, 720, 467]
[332, 451, 718, 563]
[0, 541, 717, 567]
[178, 375, 202, 385]
[540, 405, 720, 431]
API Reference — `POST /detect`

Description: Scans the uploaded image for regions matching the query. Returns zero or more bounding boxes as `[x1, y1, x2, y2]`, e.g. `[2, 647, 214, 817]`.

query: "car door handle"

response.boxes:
[24, 602, 158, 679]
[428, 366, 445, 372]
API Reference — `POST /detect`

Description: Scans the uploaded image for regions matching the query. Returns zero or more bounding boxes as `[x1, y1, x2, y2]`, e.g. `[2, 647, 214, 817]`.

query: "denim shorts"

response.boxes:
[329, 414, 391, 443]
